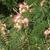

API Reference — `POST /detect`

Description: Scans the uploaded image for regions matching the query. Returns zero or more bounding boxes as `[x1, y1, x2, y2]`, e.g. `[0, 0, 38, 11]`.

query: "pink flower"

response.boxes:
[18, 3, 26, 9]
[13, 13, 21, 23]
[22, 18, 29, 28]
[18, 2, 29, 14]
[44, 28, 50, 39]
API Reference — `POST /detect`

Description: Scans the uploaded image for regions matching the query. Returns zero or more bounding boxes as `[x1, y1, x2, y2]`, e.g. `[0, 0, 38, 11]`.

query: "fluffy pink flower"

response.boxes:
[18, 2, 27, 9]
[44, 28, 50, 39]
[18, 2, 33, 14]
[18, 3, 25, 9]
[13, 13, 21, 23]
[22, 18, 29, 28]
[18, 2, 29, 13]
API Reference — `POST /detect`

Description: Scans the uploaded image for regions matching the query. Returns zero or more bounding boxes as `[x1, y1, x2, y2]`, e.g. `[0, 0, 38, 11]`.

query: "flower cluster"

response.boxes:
[13, 13, 29, 31]
[12, 2, 32, 32]
[18, 2, 32, 14]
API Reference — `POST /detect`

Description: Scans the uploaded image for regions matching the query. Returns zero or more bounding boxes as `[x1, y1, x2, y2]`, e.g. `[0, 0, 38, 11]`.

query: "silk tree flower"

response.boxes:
[22, 18, 29, 28]
[44, 28, 50, 39]
[18, 2, 29, 13]
[13, 13, 22, 31]
[13, 13, 21, 23]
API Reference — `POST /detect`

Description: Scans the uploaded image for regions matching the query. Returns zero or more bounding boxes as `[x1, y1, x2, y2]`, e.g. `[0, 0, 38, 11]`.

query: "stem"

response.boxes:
[13, 8, 17, 13]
